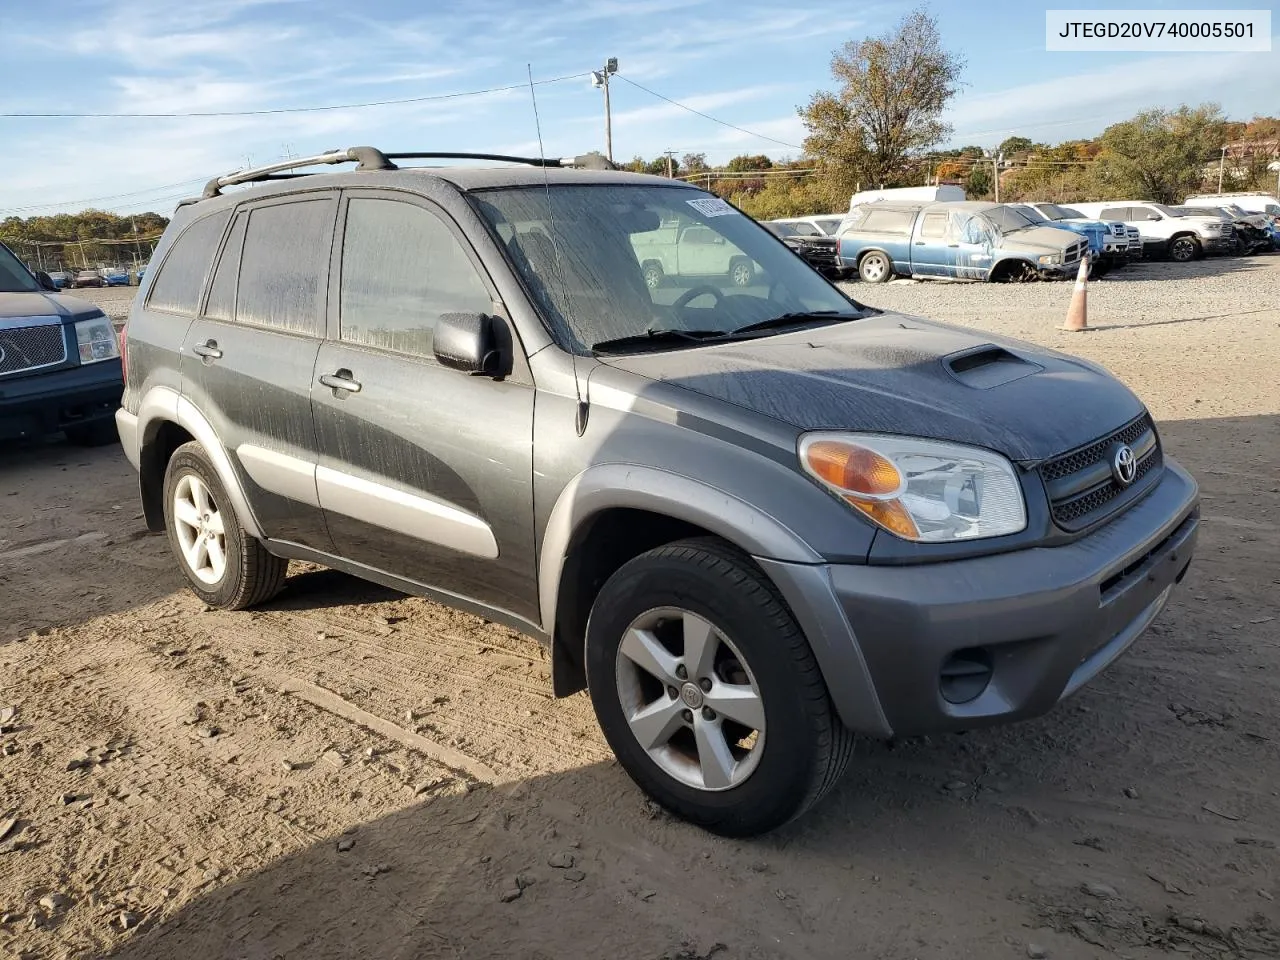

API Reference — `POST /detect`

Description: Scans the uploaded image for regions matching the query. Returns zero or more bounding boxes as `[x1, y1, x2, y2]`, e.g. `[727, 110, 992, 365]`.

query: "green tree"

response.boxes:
[681, 152, 709, 174]
[800, 8, 964, 196]
[1092, 104, 1229, 203]
[964, 164, 992, 199]
[726, 154, 773, 172]
[998, 136, 1034, 156]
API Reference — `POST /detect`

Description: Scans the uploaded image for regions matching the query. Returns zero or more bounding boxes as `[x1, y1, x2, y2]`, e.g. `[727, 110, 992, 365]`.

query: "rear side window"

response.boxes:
[147, 210, 231, 315]
[236, 200, 332, 335]
[339, 198, 491, 358]
[1099, 207, 1129, 220]
[204, 212, 247, 321]
[919, 212, 948, 239]
[861, 209, 914, 234]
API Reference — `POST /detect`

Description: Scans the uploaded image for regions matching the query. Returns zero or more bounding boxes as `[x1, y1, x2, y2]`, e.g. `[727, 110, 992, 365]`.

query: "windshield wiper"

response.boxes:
[729, 311, 853, 337]
[591, 328, 727, 353]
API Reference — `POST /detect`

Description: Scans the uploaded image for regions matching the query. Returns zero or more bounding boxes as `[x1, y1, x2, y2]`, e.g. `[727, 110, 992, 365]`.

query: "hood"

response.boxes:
[999, 225, 1081, 253]
[0, 290, 106, 322]
[598, 313, 1145, 462]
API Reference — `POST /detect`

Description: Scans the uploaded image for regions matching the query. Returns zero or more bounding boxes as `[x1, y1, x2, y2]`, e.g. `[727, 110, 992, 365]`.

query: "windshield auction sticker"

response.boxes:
[1046, 9, 1270, 51]
[687, 197, 738, 218]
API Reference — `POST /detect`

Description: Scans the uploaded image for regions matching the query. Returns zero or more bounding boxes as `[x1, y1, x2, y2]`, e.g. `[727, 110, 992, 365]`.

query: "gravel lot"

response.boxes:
[3, 255, 1278, 960]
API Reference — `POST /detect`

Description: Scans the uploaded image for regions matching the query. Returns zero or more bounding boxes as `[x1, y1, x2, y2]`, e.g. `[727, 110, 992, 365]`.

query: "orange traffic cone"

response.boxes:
[1062, 254, 1089, 332]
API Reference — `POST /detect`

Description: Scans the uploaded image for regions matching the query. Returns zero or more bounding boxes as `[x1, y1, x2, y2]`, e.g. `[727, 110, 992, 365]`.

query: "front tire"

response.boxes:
[585, 538, 854, 836]
[1168, 235, 1200, 262]
[729, 259, 754, 287]
[162, 441, 287, 610]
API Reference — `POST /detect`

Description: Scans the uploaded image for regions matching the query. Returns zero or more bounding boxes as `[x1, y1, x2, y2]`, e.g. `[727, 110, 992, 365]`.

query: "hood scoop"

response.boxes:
[943, 344, 1042, 389]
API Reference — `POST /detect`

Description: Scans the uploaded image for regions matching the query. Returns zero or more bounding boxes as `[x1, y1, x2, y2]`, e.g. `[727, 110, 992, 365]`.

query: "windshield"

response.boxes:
[1038, 204, 1079, 220]
[985, 205, 1039, 232]
[1010, 205, 1048, 225]
[764, 222, 797, 237]
[473, 185, 863, 352]
[814, 218, 842, 235]
[1150, 203, 1182, 218]
[0, 243, 40, 294]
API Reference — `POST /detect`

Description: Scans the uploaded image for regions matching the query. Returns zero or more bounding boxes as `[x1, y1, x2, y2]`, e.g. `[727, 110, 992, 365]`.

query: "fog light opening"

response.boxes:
[940, 648, 994, 705]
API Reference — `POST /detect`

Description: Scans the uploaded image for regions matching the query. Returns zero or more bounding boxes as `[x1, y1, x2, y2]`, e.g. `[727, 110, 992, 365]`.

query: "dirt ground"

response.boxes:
[2, 257, 1278, 960]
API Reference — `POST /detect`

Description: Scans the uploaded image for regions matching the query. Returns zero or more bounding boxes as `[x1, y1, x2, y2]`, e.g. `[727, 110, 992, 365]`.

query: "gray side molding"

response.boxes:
[135, 385, 264, 539]
[537, 463, 823, 637]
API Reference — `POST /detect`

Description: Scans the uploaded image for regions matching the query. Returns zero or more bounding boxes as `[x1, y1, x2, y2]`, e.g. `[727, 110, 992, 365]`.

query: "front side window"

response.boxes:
[472, 184, 862, 352]
[147, 210, 231, 315]
[339, 198, 491, 358]
[236, 200, 332, 334]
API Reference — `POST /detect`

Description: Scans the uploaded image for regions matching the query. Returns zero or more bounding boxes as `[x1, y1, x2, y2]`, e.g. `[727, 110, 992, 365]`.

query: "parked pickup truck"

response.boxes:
[631, 219, 758, 289]
[1006, 204, 1115, 276]
[837, 201, 1087, 283]
[1073, 202, 1234, 262]
[1023, 203, 1134, 264]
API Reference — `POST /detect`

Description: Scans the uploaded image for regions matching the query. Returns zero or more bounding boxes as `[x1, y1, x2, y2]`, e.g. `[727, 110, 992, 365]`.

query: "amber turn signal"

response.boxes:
[803, 440, 903, 498]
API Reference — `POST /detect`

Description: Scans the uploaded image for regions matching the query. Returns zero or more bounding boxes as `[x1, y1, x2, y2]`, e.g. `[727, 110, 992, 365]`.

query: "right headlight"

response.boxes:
[799, 433, 1027, 542]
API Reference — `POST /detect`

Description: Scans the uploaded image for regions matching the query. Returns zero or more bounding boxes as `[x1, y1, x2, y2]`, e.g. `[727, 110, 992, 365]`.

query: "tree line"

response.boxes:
[1, 210, 169, 270]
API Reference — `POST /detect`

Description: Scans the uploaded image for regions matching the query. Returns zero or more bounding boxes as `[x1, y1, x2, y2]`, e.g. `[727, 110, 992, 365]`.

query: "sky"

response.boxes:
[1, 0, 1277, 219]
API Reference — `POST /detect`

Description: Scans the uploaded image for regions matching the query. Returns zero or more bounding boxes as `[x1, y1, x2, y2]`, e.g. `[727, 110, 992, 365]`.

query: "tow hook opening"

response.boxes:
[940, 647, 994, 705]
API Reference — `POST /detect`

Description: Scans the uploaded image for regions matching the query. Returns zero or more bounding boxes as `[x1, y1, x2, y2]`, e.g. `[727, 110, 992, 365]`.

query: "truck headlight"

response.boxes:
[1037, 254, 1061, 265]
[799, 434, 1027, 542]
[74, 316, 120, 364]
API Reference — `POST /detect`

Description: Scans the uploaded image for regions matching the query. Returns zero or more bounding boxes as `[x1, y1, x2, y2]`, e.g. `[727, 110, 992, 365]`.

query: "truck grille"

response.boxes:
[1040, 413, 1163, 531]
[0, 324, 67, 378]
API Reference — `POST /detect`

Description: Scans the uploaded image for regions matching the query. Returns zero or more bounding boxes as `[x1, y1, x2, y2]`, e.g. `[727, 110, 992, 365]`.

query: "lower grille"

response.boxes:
[1040, 413, 1163, 531]
[0, 323, 67, 377]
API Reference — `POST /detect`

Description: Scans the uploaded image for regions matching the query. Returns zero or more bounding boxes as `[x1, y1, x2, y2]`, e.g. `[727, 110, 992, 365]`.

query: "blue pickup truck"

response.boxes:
[837, 201, 1088, 284]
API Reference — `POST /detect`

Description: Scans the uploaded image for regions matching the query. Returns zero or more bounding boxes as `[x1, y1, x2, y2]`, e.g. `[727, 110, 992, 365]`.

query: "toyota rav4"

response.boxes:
[116, 147, 1200, 836]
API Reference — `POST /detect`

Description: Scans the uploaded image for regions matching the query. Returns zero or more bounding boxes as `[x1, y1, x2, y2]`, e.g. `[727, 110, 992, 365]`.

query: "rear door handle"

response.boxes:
[319, 370, 362, 394]
[192, 340, 222, 360]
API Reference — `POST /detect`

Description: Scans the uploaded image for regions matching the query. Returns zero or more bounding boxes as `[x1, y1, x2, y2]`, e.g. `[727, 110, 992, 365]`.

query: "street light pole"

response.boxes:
[591, 58, 618, 162]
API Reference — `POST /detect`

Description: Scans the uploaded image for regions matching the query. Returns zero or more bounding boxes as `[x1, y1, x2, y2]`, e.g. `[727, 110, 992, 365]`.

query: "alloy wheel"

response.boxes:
[172, 474, 227, 585]
[614, 606, 766, 791]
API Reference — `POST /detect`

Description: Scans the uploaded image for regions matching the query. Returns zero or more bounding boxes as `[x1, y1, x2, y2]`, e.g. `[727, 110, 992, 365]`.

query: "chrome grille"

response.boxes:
[0, 323, 67, 377]
[1040, 413, 1163, 531]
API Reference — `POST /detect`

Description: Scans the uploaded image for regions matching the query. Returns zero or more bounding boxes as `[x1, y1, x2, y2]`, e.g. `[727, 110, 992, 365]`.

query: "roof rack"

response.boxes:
[197, 146, 618, 200]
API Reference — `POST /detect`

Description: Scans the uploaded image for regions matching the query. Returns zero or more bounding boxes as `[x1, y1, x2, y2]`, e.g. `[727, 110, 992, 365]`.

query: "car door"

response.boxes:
[310, 190, 538, 622]
[181, 192, 336, 552]
[910, 209, 950, 277]
[943, 210, 995, 280]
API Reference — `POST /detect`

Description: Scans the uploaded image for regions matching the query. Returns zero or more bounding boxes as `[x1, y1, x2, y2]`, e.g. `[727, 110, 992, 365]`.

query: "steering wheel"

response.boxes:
[672, 285, 725, 310]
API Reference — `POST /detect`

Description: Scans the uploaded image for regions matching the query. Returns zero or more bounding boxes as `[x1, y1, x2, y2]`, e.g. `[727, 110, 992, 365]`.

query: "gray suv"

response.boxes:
[116, 147, 1200, 836]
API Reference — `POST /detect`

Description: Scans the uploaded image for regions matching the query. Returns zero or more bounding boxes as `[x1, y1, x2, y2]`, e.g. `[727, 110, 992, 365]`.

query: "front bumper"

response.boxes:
[1200, 235, 1234, 255]
[1037, 260, 1081, 279]
[761, 459, 1199, 738]
[0, 360, 123, 441]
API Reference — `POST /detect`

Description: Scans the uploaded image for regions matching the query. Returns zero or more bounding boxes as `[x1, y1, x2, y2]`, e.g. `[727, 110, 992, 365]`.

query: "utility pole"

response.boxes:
[1218, 145, 1228, 193]
[591, 58, 618, 162]
[663, 150, 675, 178]
[993, 152, 1003, 203]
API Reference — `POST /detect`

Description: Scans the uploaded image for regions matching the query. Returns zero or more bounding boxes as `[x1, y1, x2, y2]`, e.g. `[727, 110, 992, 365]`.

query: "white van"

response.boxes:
[849, 185, 965, 210]
[1183, 193, 1280, 219]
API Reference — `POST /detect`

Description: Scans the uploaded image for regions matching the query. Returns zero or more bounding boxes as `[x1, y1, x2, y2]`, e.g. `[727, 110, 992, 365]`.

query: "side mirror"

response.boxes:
[433, 312, 500, 376]
[1146, 213, 1162, 221]
[36, 271, 57, 292]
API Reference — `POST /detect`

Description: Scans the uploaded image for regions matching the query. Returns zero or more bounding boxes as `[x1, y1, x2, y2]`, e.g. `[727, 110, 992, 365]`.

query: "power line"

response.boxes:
[612, 75, 804, 151]
[0, 178, 212, 216]
[1, 72, 591, 119]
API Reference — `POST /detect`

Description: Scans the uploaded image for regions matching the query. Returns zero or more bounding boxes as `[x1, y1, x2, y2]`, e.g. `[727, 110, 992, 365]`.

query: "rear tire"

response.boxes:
[858, 251, 891, 283]
[642, 262, 664, 289]
[729, 259, 754, 287]
[162, 441, 287, 610]
[585, 537, 854, 836]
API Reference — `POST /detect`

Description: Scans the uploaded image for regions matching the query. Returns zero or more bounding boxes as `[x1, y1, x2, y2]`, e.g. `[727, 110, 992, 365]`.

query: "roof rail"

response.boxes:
[196, 146, 620, 201]
[202, 146, 396, 198]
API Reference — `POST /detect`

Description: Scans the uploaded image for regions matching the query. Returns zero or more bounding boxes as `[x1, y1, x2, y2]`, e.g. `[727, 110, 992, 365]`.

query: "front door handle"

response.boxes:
[319, 370, 362, 394]
[192, 340, 222, 360]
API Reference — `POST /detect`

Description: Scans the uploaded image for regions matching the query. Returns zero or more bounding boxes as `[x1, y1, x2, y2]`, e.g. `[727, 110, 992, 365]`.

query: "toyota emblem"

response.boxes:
[1112, 444, 1137, 486]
